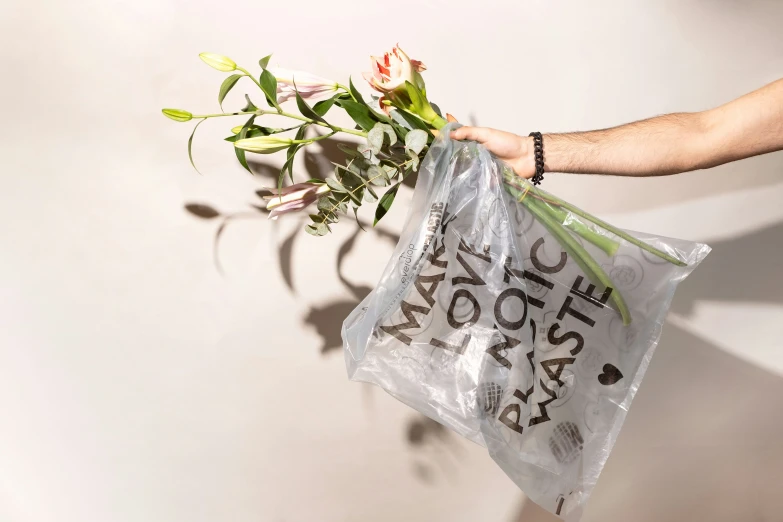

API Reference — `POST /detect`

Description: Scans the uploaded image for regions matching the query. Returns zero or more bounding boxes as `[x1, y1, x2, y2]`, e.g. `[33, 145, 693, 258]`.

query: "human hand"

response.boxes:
[450, 126, 535, 179]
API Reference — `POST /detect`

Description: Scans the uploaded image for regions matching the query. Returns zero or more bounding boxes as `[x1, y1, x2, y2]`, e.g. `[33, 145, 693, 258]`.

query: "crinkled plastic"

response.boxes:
[342, 124, 710, 519]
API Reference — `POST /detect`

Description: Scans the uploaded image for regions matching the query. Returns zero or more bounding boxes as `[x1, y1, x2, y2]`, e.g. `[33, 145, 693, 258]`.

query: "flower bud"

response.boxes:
[162, 108, 193, 122]
[199, 52, 237, 72]
[234, 136, 293, 154]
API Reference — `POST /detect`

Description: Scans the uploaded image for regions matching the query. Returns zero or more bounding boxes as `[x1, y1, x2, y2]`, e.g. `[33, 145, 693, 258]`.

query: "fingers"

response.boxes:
[450, 126, 489, 143]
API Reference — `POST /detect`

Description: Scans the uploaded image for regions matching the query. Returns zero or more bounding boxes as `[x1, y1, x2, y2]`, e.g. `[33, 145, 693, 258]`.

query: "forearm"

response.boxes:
[541, 112, 712, 177]
[540, 78, 783, 177]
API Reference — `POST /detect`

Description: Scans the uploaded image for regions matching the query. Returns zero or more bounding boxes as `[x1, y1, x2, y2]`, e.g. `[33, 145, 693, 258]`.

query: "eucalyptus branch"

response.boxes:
[319, 168, 392, 224]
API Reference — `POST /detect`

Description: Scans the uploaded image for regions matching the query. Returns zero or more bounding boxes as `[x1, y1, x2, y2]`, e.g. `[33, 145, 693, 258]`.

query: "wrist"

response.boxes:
[518, 135, 537, 179]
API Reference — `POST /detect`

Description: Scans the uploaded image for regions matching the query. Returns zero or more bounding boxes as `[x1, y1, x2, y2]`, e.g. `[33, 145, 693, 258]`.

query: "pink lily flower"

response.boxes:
[262, 181, 331, 220]
[362, 44, 426, 94]
[270, 68, 340, 103]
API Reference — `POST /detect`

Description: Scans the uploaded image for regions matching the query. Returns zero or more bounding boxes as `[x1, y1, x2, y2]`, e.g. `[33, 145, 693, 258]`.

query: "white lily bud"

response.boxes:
[162, 108, 193, 122]
[199, 52, 237, 72]
[234, 136, 293, 154]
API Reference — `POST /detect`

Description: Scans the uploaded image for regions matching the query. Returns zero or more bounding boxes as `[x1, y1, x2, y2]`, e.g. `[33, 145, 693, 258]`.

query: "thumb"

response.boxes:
[450, 126, 490, 143]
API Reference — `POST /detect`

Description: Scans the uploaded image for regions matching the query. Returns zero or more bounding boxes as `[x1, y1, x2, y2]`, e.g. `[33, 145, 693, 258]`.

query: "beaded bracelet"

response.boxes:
[529, 132, 545, 185]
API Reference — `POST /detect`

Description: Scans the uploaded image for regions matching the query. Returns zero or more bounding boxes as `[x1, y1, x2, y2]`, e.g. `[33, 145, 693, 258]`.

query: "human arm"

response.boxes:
[450, 78, 783, 178]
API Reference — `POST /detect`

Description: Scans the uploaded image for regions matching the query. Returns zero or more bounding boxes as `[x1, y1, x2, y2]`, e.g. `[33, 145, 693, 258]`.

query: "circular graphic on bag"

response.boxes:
[427, 337, 471, 372]
[521, 260, 550, 301]
[478, 381, 504, 416]
[584, 395, 616, 434]
[578, 347, 604, 374]
[548, 369, 576, 408]
[606, 315, 640, 353]
[509, 197, 536, 237]
[400, 355, 428, 382]
[603, 255, 645, 292]
[450, 213, 483, 248]
[535, 310, 569, 354]
[487, 196, 510, 237]
[548, 420, 584, 465]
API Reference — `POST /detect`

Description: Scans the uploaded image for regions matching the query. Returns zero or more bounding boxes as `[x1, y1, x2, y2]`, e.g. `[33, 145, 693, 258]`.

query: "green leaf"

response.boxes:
[277, 125, 308, 185]
[403, 148, 421, 172]
[349, 78, 392, 123]
[404, 81, 426, 114]
[379, 123, 397, 146]
[337, 99, 376, 131]
[313, 96, 337, 117]
[317, 197, 332, 212]
[367, 125, 385, 155]
[258, 54, 272, 70]
[405, 129, 428, 155]
[390, 121, 409, 139]
[367, 165, 389, 186]
[218, 74, 243, 111]
[294, 82, 328, 124]
[346, 189, 362, 206]
[367, 122, 398, 155]
[374, 182, 400, 226]
[349, 78, 366, 106]
[393, 109, 432, 135]
[315, 222, 329, 235]
[408, 153, 420, 172]
[224, 126, 283, 142]
[326, 178, 347, 193]
[242, 94, 258, 112]
[235, 115, 256, 173]
[337, 143, 363, 159]
[259, 69, 280, 110]
[162, 108, 192, 122]
[188, 119, 206, 174]
[363, 188, 378, 203]
[305, 223, 328, 236]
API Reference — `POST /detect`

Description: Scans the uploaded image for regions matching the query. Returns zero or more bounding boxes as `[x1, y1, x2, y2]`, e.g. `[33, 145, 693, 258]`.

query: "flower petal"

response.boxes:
[268, 199, 309, 219]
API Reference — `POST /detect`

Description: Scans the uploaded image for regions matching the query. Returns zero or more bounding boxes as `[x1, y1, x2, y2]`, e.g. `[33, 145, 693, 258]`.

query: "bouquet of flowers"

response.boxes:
[163, 46, 709, 519]
[164, 46, 682, 321]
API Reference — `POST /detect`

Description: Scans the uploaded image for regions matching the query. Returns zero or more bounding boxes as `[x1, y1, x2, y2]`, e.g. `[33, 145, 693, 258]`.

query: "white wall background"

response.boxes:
[1, 1, 782, 521]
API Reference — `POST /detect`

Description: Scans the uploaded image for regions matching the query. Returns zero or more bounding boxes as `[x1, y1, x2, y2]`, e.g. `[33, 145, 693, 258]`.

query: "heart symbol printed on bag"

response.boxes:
[598, 364, 623, 386]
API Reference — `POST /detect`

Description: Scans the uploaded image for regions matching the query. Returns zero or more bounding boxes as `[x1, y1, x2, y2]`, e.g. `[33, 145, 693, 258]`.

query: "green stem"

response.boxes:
[505, 183, 632, 325]
[292, 132, 337, 144]
[236, 67, 264, 91]
[430, 115, 449, 130]
[191, 109, 367, 138]
[530, 184, 687, 267]
[504, 177, 620, 257]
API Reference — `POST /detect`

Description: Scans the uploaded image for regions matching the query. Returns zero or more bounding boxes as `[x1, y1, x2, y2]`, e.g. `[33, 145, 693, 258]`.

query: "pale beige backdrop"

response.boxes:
[1, 1, 782, 521]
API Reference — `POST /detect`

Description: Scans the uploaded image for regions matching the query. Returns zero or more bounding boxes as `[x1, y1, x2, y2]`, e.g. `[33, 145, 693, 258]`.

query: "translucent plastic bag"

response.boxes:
[342, 125, 710, 519]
